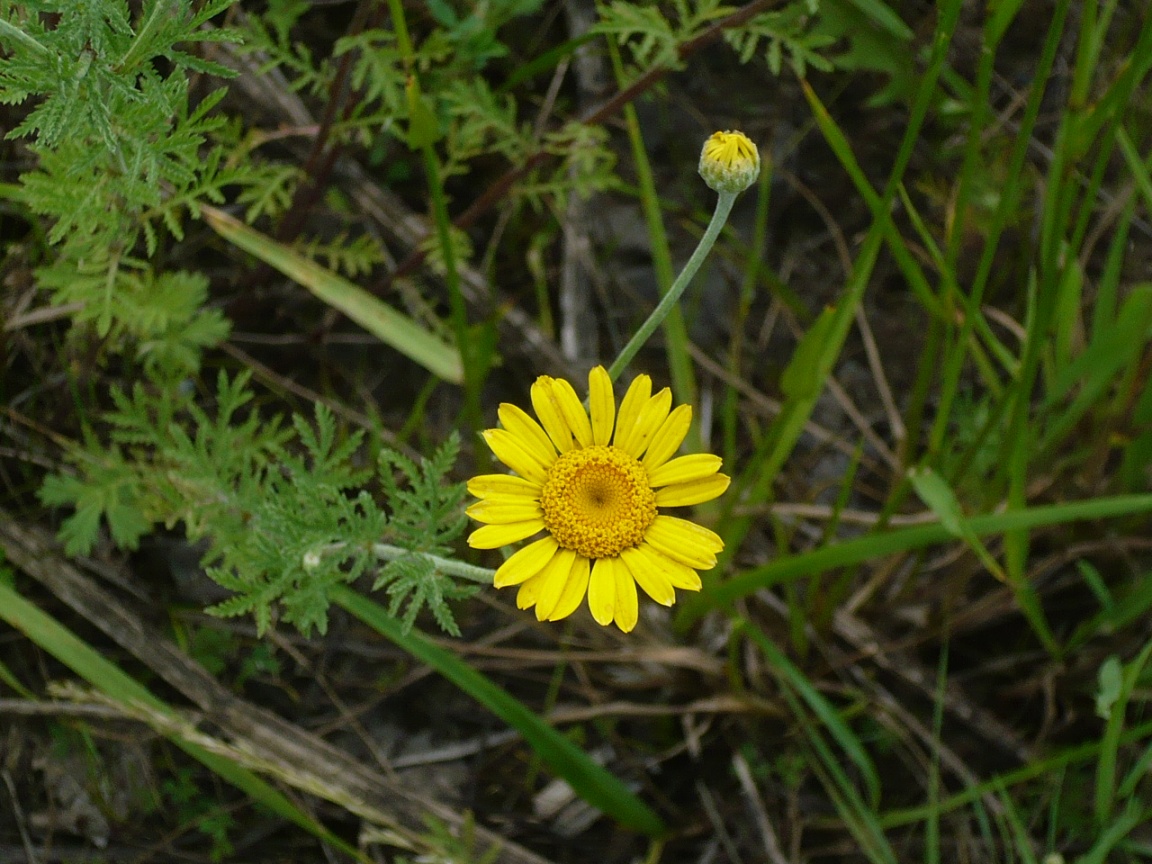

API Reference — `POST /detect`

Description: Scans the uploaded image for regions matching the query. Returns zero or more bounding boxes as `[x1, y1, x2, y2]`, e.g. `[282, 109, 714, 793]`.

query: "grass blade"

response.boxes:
[908, 465, 1057, 654]
[740, 619, 882, 807]
[1077, 802, 1152, 864]
[202, 205, 463, 384]
[742, 622, 895, 863]
[843, 0, 913, 39]
[705, 1, 963, 579]
[880, 718, 1152, 830]
[684, 493, 1152, 620]
[1094, 638, 1152, 825]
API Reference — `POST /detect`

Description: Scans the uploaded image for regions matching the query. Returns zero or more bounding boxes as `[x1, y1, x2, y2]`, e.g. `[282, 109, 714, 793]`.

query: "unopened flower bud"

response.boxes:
[698, 130, 760, 194]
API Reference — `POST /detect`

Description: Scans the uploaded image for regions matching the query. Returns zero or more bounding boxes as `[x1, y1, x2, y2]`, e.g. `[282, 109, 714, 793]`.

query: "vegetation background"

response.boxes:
[2, 0, 1152, 861]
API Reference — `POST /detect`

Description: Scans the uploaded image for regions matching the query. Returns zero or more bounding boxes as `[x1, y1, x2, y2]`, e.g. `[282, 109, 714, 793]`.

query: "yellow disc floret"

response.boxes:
[540, 445, 657, 559]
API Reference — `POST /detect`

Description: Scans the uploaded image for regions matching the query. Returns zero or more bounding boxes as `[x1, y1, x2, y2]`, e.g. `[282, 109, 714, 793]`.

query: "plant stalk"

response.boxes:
[607, 190, 737, 382]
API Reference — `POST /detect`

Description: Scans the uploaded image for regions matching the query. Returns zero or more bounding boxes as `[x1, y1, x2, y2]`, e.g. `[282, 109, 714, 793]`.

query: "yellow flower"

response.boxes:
[467, 367, 730, 632]
[698, 130, 760, 194]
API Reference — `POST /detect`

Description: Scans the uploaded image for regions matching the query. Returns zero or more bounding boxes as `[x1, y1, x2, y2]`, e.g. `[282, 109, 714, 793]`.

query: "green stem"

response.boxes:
[384, 0, 414, 57]
[116, 0, 172, 72]
[0, 18, 48, 54]
[609, 40, 697, 419]
[371, 543, 495, 583]
[607, 190, 737, 382]
[422, 145, 478, 414]
[312, 541, 495, 583]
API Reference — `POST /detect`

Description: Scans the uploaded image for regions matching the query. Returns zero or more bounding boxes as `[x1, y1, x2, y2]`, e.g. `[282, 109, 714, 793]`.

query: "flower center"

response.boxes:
[704, 131, 756, 169]
[539, 444, 657, 559]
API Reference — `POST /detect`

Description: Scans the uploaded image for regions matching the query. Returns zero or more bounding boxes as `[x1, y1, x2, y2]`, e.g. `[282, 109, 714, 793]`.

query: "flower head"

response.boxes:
[698, 130, 760, 194]
[467, 367, 730, 632]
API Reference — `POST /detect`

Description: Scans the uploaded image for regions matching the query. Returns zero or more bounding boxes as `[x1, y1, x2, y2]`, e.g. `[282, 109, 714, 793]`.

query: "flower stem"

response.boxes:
[606, 190, 738, 382]
[372, 543, 495, 583]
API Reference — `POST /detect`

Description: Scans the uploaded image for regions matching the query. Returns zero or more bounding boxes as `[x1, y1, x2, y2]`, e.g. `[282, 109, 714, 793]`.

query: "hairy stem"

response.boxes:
[607, 190, 737, 381]
[371, 544, 495, 583]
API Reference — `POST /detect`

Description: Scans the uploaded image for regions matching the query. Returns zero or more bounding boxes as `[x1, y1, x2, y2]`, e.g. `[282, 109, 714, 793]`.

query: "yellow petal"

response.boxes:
[646, 453, 724, 487]
[588, 366, 616, 446]
[642, 515, 723, 569]
[494, 536, 559, 588]
[618, 388, 672, 458]
[612, 374, 651, 450]
[530, 376, 574, 453]
[642, 404, 692, 470]
[498, 403, 558, 467]
[467, 520, 544, 549]
[516, 569, 548, 610]
[587, 557, 616, 626]
[468, 473, 543, 499]
[620, 546, 675, 606]
[613, 559, 639, 633]
[553, 376, 593, 448]
[548, 555, 591, 621]
[654, 473, 731, 507]
[636, 543, 702, 591]
[466, 499, 542, 524]
[483, 428, 550, 485]
[466, 491, 541, 509]
[533, 548, 579, 621]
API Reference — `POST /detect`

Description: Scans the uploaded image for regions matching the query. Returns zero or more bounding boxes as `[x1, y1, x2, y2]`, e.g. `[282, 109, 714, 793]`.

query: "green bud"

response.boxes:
[698, 130, 760, 194]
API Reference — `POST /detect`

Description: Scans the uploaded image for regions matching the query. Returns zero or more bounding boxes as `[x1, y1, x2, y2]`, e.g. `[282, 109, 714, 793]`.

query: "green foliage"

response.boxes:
[595, 0, 734, 71]
[335, 28, 404, 109]
[1096, 656, 1123, 720]
[162, 769, 236, 862]
[0, 0, 236, 146]
[596, 0, 917, 103]
[808, 0, 916, 105]
[297, 230, 389, 278]
[39, 371, 474, 637]
[40, 446, 155, 554]
[320, 9, 615, 212]
[0, 0, 265, 373]
[204, 403, 385, 637]
[37, 260, 231, 372]
[419, 222, 476, 275]
[181, 621, 282, 686]
[724, 6, 835, 77]
[424, 0, 530, 71]
[6, 0, 1152, 857]
[377, 436, 467, 556]
[244, 0, 333, 96]
[373, 436, 476, 636]
[535, 121, 618, 203]
[235, 161, 302, 222]
[184, 625, 235, 677]
[596, 0, 845, 82]
[442, 78, 531, 172]
[7, 0, 911, 645]
[937, 391, 1003, 499]
[237, 641, 281, 685]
